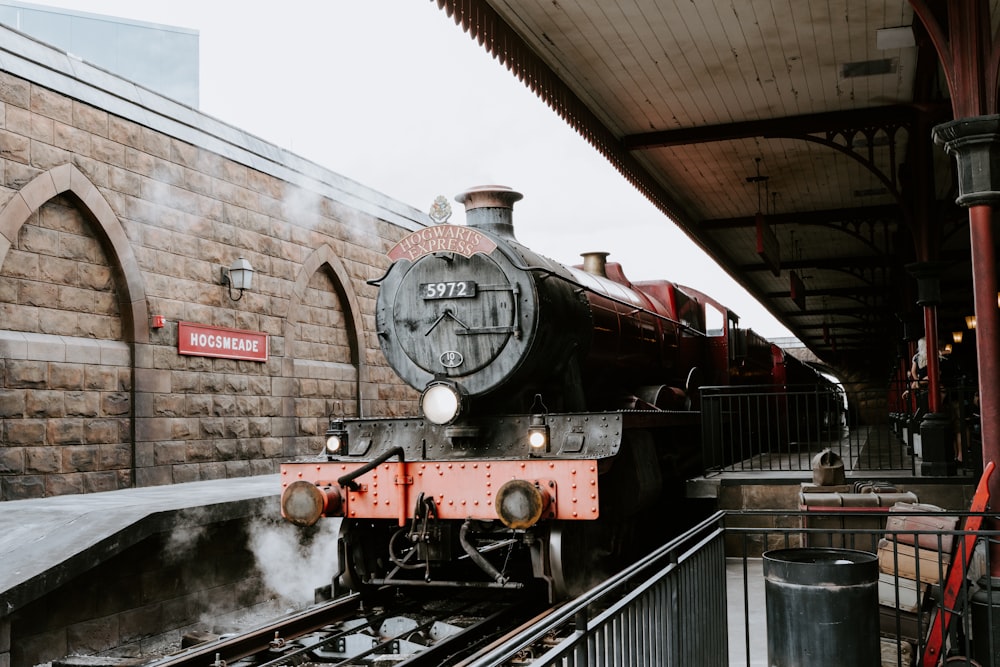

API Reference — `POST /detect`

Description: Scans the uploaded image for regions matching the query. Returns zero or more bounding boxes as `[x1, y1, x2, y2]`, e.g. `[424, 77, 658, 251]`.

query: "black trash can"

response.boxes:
[972, 575, 1000, 666]
[764, 547, 879, 667]
[920, 412, 957, 476]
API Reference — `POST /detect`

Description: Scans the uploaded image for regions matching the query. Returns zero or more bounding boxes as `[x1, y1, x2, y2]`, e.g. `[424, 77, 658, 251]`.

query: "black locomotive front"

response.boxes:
[376, 186, 594, 418]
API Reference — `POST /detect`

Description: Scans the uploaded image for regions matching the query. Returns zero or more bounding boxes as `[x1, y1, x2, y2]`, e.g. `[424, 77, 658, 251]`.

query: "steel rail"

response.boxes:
[144, 594, 363, 667]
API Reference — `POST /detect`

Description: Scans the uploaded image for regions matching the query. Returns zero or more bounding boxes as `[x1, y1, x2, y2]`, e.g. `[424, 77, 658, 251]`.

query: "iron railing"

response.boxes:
[701, 385, 918, 474]
[462, 514, 729, 667]
[467, 509, 1000, 666]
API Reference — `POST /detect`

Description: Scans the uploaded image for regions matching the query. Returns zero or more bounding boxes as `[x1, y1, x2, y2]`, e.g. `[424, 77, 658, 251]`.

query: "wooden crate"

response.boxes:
[879, 636, 914, 667]
[877, 539, 951, 585]
[877, 572, 926, 613]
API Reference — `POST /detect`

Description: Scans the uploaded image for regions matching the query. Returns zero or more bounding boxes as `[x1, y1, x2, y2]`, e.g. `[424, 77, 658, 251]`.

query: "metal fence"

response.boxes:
[464, 509, 1000, 666]
[701, 385, 917, 474]
[462, 515, 729, 667]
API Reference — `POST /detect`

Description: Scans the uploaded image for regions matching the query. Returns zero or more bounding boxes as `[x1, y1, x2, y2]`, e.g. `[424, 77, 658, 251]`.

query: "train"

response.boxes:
[279, 185, 837, 601]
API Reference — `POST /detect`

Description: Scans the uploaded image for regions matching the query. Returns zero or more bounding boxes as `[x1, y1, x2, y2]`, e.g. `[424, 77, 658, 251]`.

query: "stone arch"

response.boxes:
[0, 164, 149, 498]
[0, 164, 149, 343]
[284, 245, 372, 455]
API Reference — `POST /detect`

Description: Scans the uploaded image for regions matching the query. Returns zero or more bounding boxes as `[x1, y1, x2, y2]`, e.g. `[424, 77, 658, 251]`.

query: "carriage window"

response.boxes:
[705, 303, 724, 336]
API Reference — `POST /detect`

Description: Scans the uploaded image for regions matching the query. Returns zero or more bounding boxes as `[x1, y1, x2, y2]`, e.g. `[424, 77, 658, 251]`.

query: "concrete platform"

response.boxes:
[727, 558, 766, 667]
[0, 475, 280, 617]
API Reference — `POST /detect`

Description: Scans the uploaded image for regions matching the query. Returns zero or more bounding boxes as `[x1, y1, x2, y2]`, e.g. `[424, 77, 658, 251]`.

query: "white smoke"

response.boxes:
[247, 517, 341, 604]
[163, 506, 210, 563]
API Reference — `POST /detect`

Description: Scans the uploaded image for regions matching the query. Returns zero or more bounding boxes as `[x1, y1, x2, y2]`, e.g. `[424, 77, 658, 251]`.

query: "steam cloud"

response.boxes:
[247, 517, 341, 604]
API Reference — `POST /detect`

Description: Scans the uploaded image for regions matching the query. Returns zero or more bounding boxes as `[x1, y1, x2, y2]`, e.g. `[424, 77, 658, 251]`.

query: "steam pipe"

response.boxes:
[337, 446, 404, 489]
[459, 519, 508, 584]
[336, 446, 409, 526]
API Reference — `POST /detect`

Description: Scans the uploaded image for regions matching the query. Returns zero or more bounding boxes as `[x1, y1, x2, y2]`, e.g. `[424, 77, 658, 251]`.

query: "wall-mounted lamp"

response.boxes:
[966, 315, 978, 330]
[221, 257, 254, 301]
[953, 331, 963, 344]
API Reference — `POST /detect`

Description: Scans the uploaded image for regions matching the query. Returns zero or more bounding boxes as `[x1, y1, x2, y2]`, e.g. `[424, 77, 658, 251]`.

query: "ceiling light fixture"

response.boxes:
[876, 26, 915, 50]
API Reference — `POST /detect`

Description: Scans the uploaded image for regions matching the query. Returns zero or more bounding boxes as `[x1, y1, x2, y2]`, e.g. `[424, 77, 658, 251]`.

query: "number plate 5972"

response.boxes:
[419, 281, 477, 299]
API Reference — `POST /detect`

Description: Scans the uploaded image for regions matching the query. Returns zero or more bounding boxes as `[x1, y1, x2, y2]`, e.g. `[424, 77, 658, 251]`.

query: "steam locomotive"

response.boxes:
[279, 186, 824, 601]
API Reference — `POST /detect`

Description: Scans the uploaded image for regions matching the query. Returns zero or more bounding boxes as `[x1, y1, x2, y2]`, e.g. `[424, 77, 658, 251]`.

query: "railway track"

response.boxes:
[143, 589, 549, 667]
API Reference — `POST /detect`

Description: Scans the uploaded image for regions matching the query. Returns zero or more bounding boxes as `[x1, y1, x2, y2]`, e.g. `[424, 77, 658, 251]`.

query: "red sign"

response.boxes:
[387, 224, 497, 262]
[178, 322, 268, 362]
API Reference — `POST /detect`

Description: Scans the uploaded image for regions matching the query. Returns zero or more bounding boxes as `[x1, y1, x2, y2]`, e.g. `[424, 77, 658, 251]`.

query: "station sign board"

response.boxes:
[178, 322, 268, 362]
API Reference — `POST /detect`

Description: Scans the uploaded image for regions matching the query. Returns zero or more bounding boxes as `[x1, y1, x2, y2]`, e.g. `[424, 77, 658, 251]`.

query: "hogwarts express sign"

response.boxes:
[178, 322, 268, 362]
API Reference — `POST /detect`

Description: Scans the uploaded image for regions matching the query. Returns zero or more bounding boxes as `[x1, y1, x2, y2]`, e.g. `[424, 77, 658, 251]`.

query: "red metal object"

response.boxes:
[920, 460, 994, 667]
[281, 458, 600, 522]
[395, 458, 409, 527]
[578, 263, 681, 379]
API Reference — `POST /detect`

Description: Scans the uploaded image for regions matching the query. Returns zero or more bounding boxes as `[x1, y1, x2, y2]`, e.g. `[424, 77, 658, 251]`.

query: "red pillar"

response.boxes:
[933, 119, 1000, 575]
[907, 262, 945, 414]
[970, 205, 1000, 497]
[914, 0, 1000, 582]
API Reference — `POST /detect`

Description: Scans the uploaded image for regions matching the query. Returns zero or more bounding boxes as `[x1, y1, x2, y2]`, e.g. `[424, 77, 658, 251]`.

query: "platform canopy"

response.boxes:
[435, 0, 978, 378]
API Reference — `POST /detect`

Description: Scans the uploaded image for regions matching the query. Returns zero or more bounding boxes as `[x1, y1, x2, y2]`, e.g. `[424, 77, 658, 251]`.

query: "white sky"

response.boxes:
[34, 0, 793, 337]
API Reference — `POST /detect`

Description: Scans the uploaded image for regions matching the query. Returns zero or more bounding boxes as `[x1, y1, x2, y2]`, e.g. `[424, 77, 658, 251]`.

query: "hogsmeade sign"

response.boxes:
[178, 322, 268, 362]
[388, 224, 497, 261]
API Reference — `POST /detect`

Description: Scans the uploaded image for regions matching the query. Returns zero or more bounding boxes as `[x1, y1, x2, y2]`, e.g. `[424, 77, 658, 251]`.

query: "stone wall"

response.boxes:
[0, 56, 423, 500]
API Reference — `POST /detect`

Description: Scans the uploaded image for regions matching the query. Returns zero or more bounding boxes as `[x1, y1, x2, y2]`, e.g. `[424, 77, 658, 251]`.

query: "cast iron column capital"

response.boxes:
[905, 261, 947, 307]
[933, 114, 1000, 207]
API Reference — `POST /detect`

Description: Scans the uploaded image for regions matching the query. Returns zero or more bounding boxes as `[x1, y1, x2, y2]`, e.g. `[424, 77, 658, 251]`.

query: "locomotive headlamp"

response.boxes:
[324, 418, 347, 458]
[421, 381, 464, 425]
[495, 479, 552, 530]
[527, 414, 549, 452]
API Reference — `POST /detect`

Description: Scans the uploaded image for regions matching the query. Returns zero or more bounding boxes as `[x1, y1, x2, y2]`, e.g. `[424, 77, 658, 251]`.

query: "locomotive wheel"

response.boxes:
[337, 519, 395, 594]
[548, 521, 615, 599]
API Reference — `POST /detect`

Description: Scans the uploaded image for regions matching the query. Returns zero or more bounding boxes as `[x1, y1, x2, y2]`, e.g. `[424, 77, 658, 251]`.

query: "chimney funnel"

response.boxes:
[456, 185, 523, 239]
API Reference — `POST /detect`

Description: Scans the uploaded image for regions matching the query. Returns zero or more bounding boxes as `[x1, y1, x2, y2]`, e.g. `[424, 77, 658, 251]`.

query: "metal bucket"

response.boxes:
[764, 547, 879, 667]
[811, 448, 845, 486]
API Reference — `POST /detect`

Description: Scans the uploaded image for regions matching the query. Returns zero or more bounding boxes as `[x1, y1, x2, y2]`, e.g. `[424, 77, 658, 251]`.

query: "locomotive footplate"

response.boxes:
[280, 411, 639, 527]
[281, 457, 599, 524]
